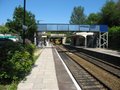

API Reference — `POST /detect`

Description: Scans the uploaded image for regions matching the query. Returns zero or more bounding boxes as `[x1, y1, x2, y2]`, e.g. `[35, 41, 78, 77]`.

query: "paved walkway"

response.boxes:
[85, 48, 120, 57]
[52, 49, 77, 90]
[17, 47, 59, 90]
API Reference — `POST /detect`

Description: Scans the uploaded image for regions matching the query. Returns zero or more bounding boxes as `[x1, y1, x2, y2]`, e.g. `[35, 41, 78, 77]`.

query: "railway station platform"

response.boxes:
[85, 48, 120, 57]
[63, 45, 120, 67]
[75, 46, 120, 58]
[17, 46, 79, 90]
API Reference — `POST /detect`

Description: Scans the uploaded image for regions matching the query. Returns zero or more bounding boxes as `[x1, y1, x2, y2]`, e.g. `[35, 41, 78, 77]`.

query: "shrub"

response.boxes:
[109, 26, 120, 49]
[9, 51, 33, 81]
[0, 41, 35, 84]
[25, 43, 35, 56]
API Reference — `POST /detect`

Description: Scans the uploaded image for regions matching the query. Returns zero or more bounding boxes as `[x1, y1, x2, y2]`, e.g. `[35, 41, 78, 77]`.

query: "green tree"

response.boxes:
[0, 25, 9, 34]
[6, 6, 37, 42]
[99, 0, 117, 26]
[113, 0, 120, 26]
[70, 6, 86, 24]
[86, 13, 101, 25]
[5, 19, 17, 34]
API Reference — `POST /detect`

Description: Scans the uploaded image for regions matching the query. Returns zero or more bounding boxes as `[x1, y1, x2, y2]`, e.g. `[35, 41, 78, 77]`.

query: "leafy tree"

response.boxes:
[5, 19, 17, 34]
[70, 6, 86, 24]
[0, 25, 9, 34]
[99, 0, 118, 26]
[6, 5, 37, 42]
[86, 13, 101, 25]
[114, 0, 120, 26]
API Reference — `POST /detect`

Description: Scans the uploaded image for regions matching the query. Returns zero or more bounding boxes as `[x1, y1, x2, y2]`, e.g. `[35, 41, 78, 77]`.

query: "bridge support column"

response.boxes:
[34, 33, 37, 45]
[84, 36, 87, 48]
[98, 32, 108, 48]
[76, 37, 80, 46]
[62, 37, 66, 44]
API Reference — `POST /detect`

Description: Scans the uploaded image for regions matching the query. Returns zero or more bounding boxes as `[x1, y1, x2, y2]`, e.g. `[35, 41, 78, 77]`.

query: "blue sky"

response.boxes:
[0, 0, 108, 25]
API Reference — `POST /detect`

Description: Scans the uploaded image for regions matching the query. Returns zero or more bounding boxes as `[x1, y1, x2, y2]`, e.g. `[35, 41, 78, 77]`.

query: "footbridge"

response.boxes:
[36, 23, 108, 48]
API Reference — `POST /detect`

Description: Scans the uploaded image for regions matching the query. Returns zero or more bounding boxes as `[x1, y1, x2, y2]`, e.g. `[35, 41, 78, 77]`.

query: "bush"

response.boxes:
[0, 41, 35, 84]
[25, 43, 35, 56]
[9, 51, 33, 81]
[109, 26, 120, 49]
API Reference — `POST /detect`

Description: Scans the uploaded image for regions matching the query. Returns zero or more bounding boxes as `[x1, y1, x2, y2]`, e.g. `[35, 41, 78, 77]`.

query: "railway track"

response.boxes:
[75, 52, 120, 78]
[63, 45, 120, 78]
[56, 45, 120, 90]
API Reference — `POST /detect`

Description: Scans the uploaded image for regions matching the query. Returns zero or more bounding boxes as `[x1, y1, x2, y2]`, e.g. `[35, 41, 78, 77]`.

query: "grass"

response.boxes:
[0, 85, 8, 90]
[34, 55, 40, 61]
[33, 48, 42, 61]
[0, 82, 17, 90]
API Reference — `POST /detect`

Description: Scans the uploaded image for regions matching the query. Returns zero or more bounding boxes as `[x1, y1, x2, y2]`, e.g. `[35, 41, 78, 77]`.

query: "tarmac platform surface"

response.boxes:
[75, 46, 120, 58]
[85, 48, 120, 57]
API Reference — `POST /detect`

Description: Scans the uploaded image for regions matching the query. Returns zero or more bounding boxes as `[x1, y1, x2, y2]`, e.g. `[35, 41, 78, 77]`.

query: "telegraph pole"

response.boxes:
[23, 0, 26, 45]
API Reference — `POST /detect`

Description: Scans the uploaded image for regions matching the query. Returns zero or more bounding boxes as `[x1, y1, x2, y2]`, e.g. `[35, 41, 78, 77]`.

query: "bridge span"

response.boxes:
[35, 23, 108, 48]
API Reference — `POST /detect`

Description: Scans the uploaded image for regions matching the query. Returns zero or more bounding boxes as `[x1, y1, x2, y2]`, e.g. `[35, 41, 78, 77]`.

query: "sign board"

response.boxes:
[22, 25, 28, 30]
[100, 25, 108, 32]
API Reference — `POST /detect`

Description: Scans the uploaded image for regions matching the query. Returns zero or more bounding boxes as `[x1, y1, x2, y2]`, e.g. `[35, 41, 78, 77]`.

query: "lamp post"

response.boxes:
[23, 0, 26, 45]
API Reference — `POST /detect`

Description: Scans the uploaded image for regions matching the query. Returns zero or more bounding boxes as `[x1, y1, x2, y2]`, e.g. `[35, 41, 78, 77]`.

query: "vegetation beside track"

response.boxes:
[0, 42, 41, 90]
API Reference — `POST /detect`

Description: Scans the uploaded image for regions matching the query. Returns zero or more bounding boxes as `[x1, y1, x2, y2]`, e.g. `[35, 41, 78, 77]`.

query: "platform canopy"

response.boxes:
[50, 34, 65, 37]
[76, 32, 94, 37]
[37, 24, 108, 32]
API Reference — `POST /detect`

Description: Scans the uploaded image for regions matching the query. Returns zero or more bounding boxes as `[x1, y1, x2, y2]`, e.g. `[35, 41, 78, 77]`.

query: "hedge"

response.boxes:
[108, 26, 120, 50]
[0, 41, 35, 84]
